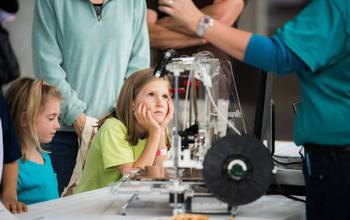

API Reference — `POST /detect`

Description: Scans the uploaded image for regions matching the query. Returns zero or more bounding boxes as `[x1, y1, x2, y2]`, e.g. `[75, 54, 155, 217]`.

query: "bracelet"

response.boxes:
[156, 148, 168, 157]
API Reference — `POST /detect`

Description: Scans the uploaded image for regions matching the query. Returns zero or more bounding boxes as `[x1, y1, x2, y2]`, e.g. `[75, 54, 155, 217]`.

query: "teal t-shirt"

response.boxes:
[18, 152, 59, 205]
[275, 0, 350, 145]
[75, 118, 146, 193]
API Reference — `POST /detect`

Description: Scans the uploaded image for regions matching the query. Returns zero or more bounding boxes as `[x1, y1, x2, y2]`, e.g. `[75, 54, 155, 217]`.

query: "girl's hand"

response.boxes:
[3, 198, 27, 214]
[161, 98, 174, 129]
[134, 103, 161, 134]
[158, 0, 204, 33]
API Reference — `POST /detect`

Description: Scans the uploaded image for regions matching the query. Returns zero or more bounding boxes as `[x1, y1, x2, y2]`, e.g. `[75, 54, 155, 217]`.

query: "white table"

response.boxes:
[1, 202, 18, 220]
[16, 183, 305, 220]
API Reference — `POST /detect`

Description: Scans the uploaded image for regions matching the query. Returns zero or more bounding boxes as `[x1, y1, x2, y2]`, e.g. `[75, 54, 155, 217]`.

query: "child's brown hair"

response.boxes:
[99, 68, 171, 147]
[6, 77, 61, 160]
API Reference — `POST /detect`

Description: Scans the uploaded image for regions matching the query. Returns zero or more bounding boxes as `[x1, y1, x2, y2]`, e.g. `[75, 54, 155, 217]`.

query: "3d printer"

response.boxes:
[109, 50, 303, 216]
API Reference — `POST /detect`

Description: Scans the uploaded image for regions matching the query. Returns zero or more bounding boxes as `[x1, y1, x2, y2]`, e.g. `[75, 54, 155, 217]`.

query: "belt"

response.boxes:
[304, 143, 350, 154]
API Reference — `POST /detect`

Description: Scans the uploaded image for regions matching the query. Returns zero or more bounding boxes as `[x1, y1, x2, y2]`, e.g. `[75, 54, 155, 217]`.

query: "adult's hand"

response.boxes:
[158, 0, 204, 34]
[73, 113, 86, 138]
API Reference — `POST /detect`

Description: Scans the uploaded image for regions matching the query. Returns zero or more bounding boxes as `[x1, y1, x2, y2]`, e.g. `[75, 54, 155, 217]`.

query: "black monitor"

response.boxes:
[227, 60, 271, 141]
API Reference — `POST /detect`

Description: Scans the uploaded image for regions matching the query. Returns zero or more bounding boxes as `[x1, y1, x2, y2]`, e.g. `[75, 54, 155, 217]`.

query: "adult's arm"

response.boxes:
[125, 1, 150, 77]
[147, 0, 245, 49]
[158, 17, 307, 74]
[158, 0, 244, 35]
[32, 0, 86, 128]
[148, 9, 205, 49]
[156, 0, 252, 60]
[244, 34, 307, 74]
[159, 0, 342, 73]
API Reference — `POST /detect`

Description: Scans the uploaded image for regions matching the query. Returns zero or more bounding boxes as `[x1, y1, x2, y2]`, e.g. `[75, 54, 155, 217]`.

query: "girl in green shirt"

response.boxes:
[76, 69, 173, 193]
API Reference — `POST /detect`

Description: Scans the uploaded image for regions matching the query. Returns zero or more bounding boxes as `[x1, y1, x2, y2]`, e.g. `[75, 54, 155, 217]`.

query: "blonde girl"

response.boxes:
[76, 68, 173, 193]
[6, 77, 61, 204]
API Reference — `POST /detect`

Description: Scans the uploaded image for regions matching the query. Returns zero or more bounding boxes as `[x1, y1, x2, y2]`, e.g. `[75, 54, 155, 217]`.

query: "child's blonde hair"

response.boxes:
[6, 77, 61, 160]
[99, 68, 171, 146]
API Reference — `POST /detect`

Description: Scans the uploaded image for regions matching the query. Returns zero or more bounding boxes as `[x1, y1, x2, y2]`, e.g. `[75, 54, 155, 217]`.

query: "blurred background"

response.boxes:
[5, 0, 308, 141]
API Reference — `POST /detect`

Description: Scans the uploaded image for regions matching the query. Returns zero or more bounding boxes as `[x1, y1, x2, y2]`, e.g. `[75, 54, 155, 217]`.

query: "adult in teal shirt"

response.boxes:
[159, 0, 350, 219]
[32, 0, 150, 194]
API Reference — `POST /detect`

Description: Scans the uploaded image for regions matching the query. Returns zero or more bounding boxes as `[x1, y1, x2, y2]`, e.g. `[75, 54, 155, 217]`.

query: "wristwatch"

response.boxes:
[196, 15, 214, 37]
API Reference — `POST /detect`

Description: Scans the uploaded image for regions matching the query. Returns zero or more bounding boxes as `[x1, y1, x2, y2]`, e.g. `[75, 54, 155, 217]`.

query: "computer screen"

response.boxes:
[225, 59, 270, 141]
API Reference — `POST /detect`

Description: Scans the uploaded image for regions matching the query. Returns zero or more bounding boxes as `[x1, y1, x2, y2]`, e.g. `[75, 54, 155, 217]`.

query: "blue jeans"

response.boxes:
[303, 147, 350, 220]
[44, 131, 78, 195]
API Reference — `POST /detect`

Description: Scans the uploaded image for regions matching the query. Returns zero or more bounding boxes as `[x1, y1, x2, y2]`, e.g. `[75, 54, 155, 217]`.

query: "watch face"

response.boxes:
[197, 16, 213, 37]
[202, 16, 213, 27]
[203, 16, 211, 24]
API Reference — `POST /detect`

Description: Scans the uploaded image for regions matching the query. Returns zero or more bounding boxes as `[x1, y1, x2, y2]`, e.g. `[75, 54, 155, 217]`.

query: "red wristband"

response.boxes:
[156, 148, 167, 157]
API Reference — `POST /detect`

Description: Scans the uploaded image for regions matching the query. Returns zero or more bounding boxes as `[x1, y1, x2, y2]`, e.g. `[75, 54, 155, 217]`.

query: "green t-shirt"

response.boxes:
[275, 0, 350, 145]
[75, 118, 146, 193]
